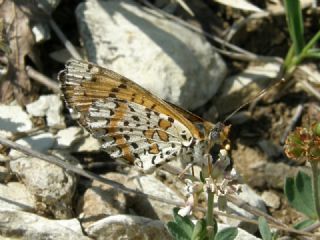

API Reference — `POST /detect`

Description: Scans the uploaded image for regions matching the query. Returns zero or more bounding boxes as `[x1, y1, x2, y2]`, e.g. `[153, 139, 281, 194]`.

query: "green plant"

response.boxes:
[283, 0, 320, 75]
[258, 216, 278, 240]
[167, 208, 238, 240]
[284, 122, 320, 228]
[167, 125, 238, 240]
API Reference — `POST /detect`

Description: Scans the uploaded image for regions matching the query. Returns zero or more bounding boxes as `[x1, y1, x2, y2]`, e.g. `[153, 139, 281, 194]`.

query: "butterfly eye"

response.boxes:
[210, 122, 224, 142]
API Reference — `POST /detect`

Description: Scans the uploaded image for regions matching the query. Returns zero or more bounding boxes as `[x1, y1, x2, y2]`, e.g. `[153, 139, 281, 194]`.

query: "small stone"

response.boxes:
[261, 191, 281, 209]
[9, 132, 55, 158]
[73, 134, 101, 152]
[130, 173, 183, 222]
[215, 61, 281, 115]
[258, 139, 282, 158]
[0, 166, 10, 183]
[220, 184, 267, 234]
[55, 127, 84, 149]
[9, 152, 78, 219]
[0, 104, 33, 138]
[32, 23, 51, 43]
[78, 172, 127, 230]
[86, 214, 173, 240]
[0, 182, 36, 211]
[26, 94, 65, 127]
[0, 210, 89, 239]
[36, 0, 61, 13]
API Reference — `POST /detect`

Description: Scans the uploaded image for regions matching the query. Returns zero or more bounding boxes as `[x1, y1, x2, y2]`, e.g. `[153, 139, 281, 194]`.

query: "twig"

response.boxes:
[36, 2, 82, 60]
[302, 221, 320, 233]
[226, 194, 286, 227]
[49, 19, 82, 60]
[25, 66, 60, 93]
[225, 195, 318, 238]
[0, 135, 184, 206]
[301, 80, 320, 101]
[280, 104, 304, 145]
[224, 12, 269, 43]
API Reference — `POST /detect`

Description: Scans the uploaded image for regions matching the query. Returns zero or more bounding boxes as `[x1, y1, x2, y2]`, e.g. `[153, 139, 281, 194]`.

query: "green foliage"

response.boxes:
[258, 217, 272, 240]
[214, 227, 238, 240]
[191, 219, 207, 240]
[293, 218, 316, 230]
[167, 208, 238, 240]
[168, 208, 195, 240]
[283, 0, 304, 55]
[283, 0, 320, 75]
[284, 171, 317, 220]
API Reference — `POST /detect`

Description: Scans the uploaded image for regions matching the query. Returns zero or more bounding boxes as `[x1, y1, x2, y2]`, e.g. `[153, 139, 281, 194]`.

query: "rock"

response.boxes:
[78, 172, 127, 229]
[0, 166, 10, 183]
[26, 94, 65, 128]
[9, 132, 55, 159]
[232, 143, 268, 188]
[0, 209, 89, 239]
[36, 0, 61, 13]
[86, 214, 173, 240]
[55, 127, 84, 149]
[258, 139, 282, 158]
[0, 182, 36, 211]
[75, 0, 227, 110]
[9, 153, 78, 219]
[261, 191, 281, 209]
[0, 104, 33, 138]
[32, 23, 51, 43]
[221, 184, 267, 234]
[264, 162, 299, 189]
[130, 174, 183, 222]
[218, 223, 261, 240]
[233, 143, 300, 189]
[215, 61, 282, 115]
[73, 134, 101, 152]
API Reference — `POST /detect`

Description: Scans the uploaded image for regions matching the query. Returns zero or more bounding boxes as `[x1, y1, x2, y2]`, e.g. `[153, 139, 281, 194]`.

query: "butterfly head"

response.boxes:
[209, 122, 230, 146]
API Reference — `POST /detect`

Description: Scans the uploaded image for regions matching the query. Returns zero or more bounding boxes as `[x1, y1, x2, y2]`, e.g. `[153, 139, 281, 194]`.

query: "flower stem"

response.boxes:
[207, 189, 215, 240]
[310, 161, 320, 220]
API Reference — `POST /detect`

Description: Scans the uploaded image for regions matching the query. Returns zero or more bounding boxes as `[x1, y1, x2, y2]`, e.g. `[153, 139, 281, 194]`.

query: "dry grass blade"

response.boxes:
[175, 0, 194, 16]
[213, 0, 264, 12]
[25, 66, 60, 93]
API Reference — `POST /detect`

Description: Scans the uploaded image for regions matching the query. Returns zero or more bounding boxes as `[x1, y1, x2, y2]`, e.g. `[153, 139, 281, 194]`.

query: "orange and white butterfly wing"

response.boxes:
[59, 59, 205, 173]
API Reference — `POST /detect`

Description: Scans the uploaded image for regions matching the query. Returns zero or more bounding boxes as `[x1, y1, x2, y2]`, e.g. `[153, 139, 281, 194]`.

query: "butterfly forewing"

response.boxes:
[59, 59, 210, 173]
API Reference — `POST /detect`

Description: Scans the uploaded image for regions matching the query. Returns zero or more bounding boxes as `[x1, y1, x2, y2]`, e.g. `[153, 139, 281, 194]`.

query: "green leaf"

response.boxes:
[200, 171, 206, 183]
[302, 29, 320, 55]
[293, 218, 316, 229]
[284, 0, 305, 55]
[258, 217, 272, 240]
[284, 171, 316, 218]
[212, 218, 218, 239]
[191, 219, 207, 240]
[167, 222, 191, 240]
[304, 49, 320, 59]
[215, 227, 238, 240]
[314, 122, 320, 136]
[172, 208, 194, 237]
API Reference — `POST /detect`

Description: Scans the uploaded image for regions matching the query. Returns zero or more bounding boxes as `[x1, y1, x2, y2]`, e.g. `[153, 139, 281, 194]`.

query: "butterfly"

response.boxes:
[58, 59, 227, 173]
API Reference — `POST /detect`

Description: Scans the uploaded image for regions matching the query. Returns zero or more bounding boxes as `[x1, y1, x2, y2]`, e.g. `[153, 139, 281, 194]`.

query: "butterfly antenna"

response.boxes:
[223, 78, 284, 123]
